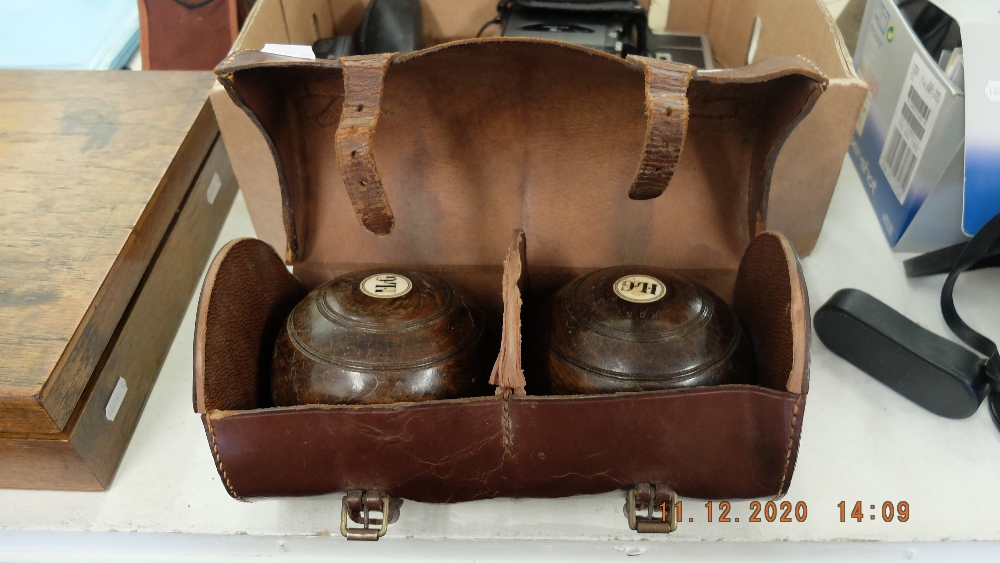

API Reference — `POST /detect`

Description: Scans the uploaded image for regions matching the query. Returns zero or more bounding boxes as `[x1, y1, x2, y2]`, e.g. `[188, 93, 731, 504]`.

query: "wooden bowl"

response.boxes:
[271, 269, 494, 405]
[537, 266, 754, 394]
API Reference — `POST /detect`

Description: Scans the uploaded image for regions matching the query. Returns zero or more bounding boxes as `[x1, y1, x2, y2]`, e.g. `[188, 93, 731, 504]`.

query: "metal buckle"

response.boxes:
[341, 491, 391, 541]
[625, 483, 677, 533]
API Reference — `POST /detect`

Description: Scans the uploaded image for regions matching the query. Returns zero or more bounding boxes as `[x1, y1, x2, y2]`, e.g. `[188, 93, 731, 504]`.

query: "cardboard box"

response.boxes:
[849, 0, 1000, 251]
[0, 71, 238, 490]
[210, 0, 867, 257]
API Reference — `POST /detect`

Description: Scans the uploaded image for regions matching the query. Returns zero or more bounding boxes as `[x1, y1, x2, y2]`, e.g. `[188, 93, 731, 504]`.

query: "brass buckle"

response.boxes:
[625, 483, 677, 533]
[340, 492, 390, 540]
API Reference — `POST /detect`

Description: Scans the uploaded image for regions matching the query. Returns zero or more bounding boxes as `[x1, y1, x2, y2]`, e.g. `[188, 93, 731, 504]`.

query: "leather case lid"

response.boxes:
[216, 39, 826, 277]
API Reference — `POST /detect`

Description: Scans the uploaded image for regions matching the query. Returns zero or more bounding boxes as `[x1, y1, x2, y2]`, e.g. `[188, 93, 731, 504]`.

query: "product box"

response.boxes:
[849, 0, 1000, 251]
[0, 71, 238, 490]
[196, 40, 824, 537]
[210, 0, 867, 257]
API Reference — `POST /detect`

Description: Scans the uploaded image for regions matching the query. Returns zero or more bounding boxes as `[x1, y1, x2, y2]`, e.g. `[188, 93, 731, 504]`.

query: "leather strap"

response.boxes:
[939, 213, 1000, 430]
[336, 53, 397, 236]
[903, 239, 1000, 277]
[334, 52, 693, 233]
[625, 56, 696, 200]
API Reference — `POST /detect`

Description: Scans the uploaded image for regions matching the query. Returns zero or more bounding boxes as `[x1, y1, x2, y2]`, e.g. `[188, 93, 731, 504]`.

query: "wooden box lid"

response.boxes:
[0, 70, 217, 434]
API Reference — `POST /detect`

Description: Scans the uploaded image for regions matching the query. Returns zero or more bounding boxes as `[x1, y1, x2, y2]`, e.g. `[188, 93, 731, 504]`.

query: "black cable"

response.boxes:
[478, 0, 512, 37]
[941, 214, 1000, 373]
[477, 17, 503, 37]
[904, 241, 1000, 277]
[939, 213, 1000, 431]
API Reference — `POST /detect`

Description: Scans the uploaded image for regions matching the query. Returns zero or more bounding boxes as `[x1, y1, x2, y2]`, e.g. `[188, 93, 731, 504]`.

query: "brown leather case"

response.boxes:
[196, 39, 825, 503]
[139, 0, 242, 70]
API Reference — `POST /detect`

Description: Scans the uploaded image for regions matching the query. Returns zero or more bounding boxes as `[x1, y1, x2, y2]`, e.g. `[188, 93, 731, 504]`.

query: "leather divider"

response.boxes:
[490, 230, 528, 394]
[624, 56, 696, 200]
[335, 53, 397, 236]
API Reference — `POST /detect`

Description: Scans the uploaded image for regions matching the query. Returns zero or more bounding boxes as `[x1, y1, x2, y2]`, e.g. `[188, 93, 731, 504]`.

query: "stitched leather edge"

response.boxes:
[500, 388, 514, 455]
[777, 232, 809, 395]
[776, 393, 803, 499]
[203, 414, 245, 501]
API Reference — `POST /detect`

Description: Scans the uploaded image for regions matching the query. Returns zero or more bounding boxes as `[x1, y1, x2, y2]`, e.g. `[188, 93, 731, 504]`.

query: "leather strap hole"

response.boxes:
[351, 150, 357, 158]
[357, 104, 364, 112]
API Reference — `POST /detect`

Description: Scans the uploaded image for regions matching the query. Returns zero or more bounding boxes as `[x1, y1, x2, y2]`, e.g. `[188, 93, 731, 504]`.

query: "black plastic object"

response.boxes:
[354, 0, 424, 55]
[817, 211, 1000, 430]
[815, 289, 989, 418]
[500, 6, 644, 57]
[514, 0, 644, 13]
[312, 35, 355, 60]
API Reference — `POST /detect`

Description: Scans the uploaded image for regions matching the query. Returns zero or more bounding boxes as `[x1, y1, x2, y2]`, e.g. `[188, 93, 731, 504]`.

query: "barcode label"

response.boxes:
[900, 104, 925, 140]
[878, 52, 945, 203]
[907, 86, 931, 120]
[882, 127, 918, 200]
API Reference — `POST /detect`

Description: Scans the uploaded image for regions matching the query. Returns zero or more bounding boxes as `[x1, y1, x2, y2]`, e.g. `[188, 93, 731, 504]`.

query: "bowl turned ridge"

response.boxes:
[271, 269, 493, 405]
[537, 265, 755, 394]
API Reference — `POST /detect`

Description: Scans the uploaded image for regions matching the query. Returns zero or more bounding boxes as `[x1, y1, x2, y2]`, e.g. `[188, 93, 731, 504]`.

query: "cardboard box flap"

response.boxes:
[217, 39, 825, 275]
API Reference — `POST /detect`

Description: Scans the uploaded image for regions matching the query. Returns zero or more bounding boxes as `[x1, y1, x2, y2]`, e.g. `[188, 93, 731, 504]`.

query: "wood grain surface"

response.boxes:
[0, 71, 217, 434]
[0, 126, 239, 491]
[271, 268, 495, 406]
[535, 265, 755, 394]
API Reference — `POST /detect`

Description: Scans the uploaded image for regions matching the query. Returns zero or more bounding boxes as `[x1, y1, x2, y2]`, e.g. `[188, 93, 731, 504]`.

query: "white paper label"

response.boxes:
[261, 43, 316, 60]
[878, 52, 946, 203]
[987, 80, 1000, 102]
[206, 173, 221, 204]
[614, 275, 666, 304]
[105, 377, 128, 422]
[360, 274, 412, 299]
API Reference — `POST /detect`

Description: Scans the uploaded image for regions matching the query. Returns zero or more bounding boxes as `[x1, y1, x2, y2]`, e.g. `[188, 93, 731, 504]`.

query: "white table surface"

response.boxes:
[2, 156, 999, 561]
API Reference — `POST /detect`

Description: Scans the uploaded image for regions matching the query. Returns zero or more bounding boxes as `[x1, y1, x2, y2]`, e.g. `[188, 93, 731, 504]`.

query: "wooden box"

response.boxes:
[0, 71, 238, 491]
